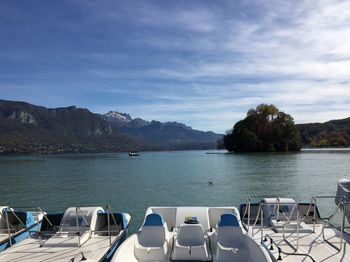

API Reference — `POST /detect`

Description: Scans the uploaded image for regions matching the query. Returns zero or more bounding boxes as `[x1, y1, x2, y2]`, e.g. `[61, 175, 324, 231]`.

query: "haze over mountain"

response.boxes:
[0, 100, 222, 154]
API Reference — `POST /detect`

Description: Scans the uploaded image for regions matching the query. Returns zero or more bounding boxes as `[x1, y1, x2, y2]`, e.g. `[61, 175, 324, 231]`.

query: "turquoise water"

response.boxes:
[0, 149, 349, 233]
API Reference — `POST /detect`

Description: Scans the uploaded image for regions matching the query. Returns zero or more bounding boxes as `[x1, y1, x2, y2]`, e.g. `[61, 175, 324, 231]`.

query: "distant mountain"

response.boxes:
[102, 111, 223, 150]
[298, 118, 350, 147]
[104, 111, 132, 123]
[0, 100, 223, 154]
[0, 100, 140, 154]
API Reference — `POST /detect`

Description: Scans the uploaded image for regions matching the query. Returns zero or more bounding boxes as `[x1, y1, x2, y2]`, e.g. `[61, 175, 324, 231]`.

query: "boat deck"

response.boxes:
[249, 224, 350, 261]
[0, 233, 10, 243]
[0, 234, 119, 262]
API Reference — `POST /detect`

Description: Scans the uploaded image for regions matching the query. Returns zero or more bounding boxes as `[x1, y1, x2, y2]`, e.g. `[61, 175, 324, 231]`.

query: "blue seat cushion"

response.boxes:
[218, 213, 239, 227]
[143, 213, 164, 226]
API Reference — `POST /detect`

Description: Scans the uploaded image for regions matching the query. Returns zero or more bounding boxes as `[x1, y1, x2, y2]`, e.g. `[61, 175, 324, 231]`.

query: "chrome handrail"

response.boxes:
[307, 195, 349, 252]
[106, 205, 120, 246]
[75, 207, 81, 247]
[243, 195, 281, 234]
[245, 195, 350, 255]
[251, 203, 263, 236]
[107, 205, 111, 246]
[281, 203, 300, 251]
[243, 196, 279, 226]
[244, 197, 301, 251]
[38, 205, 119, 248]
[0, 206, 44, 247]
[263, 234, 316, 262]
[5, 209, 12, 246]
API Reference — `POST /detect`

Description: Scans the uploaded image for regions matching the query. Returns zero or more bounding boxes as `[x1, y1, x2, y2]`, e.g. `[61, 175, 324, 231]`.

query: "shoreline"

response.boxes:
[2, 147, 350, 157]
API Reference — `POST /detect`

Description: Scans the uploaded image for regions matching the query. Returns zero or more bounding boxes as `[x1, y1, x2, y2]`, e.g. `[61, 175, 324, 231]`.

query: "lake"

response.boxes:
[0, 149, 349, 233]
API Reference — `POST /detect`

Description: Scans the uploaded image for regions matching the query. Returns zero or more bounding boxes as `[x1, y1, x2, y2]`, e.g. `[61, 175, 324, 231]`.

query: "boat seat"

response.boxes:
[172, 224, 210, 260]
[216, 213, 270, 262]
[216, 213, 245, 261]
[134, 213, 168, 261]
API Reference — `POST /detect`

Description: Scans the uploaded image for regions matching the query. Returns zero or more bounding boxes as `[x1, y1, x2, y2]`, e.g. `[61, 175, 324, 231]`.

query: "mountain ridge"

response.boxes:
[3, 99, 347, 154]
[102, 110, 222, 148]
[297, 117, 350, 147]
[0, 100, 222, 154]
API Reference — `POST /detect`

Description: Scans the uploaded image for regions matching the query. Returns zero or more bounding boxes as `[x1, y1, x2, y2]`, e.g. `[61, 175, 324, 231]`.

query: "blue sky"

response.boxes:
[1, 0, 350, 133]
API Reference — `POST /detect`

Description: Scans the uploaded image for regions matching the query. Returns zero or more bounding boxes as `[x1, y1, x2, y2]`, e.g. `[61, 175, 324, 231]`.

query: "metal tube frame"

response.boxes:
[75, 207, 81, 247]
[2, 205, 121, 249]
[1, 206, 44, 247]
[264, 234, 316, 262]
[245, 196, 301, 251]
[281, 203, 300, 251]
[307, 195, 348, 252]
[243, 195, 279, 235]
[246, 195, 349, 258]
[5, 209, 12, 247]
[46, 205, 117, 248]
[107, 205, 111, 246]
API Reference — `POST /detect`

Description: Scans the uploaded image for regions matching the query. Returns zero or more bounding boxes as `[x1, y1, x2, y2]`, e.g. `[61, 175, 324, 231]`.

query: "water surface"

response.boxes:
[1, 149, 349, 232]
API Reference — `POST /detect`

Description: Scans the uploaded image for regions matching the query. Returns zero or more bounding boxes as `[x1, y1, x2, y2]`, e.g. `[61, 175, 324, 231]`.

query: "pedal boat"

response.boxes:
[0, 206, 43, 252]
[112, 206, 271, 261]
[239, 179, 350, 261]
[0, 205, 131, 262]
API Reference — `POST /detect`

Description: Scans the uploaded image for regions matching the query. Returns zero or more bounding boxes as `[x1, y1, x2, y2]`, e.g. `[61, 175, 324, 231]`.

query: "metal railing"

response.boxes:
[243, 195, 350, 260]
[305, 195, 349, 251]
[0, 206, 44, 247]
[243, 196, 302, 251]
[263, 234, 316, 262]
[38, 205, 120, 248]
[242, 195, 279, 233]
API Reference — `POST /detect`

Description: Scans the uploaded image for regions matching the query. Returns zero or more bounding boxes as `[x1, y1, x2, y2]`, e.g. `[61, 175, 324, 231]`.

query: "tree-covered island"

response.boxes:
[224, 104, 301, 152]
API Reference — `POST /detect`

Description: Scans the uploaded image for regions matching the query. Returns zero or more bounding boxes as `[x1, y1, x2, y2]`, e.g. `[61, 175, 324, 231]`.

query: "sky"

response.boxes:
[1, 0, 350, 133]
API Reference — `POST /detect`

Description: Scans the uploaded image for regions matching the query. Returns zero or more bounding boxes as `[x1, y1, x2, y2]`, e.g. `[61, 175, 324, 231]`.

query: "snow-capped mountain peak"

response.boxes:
[105, 111, 132, 122]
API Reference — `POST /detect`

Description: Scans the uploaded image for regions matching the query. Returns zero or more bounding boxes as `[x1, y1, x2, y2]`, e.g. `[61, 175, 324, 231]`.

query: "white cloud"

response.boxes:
[114, 0, 350, 132]
[4, 0, 350, 133]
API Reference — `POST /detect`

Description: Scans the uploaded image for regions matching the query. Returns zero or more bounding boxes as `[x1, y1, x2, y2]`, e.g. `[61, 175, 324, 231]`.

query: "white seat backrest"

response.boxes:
[138, 226, 165, 247]
[217, 213, 243, 246]
[138, 213, 167, 247]
[177, 224, 205, 246]
[217, 226, 243, 245]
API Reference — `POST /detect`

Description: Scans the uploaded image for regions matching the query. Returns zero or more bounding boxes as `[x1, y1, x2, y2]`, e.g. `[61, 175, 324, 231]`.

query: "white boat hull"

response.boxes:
[112, 206, 271, 262]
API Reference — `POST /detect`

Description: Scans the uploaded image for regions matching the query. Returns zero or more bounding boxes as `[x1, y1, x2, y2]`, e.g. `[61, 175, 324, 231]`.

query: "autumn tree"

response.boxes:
[224, 104, 301, 152]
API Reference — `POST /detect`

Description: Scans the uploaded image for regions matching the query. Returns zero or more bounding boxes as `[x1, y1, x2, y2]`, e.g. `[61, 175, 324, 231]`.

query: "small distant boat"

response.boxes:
[208, 180, 214, 185]
[128, 151, 140, 156]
